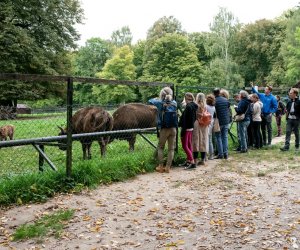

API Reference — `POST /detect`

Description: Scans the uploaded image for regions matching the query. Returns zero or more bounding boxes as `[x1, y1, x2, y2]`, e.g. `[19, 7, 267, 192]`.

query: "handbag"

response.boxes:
[213, 117, 220, 132]
[233, 104, 249, 122]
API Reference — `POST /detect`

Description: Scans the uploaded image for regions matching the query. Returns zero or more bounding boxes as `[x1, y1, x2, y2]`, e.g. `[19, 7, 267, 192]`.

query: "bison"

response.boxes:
[58, 107, 113, 160]
[111, 103, 157, 151]
[0, 124, 15, 141]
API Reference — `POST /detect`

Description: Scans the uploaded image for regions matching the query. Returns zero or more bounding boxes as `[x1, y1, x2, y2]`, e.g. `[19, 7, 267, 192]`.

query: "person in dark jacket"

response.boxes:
[213, 88, 231, 159]
[234, 90, 252, 153]
[280, 88, 300, 151]
[178, 92, 198, 169]
[251, 82, 277, 145]
[275, 95, 286, 137]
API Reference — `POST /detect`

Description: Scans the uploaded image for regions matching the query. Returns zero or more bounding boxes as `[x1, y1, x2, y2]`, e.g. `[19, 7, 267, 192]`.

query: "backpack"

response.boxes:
[161, 102, 178, 128]
[197, 108, 212, 127]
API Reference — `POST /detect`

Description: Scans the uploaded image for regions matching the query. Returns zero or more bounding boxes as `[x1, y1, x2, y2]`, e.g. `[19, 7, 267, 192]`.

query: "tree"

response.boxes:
[209, 7, 241, 86]
[141, 33, 204, 100]
[132, 40, 146, 78]
[111, 26, 133, 47]
[231, 19, 286, 85]
[0, 0, 83, 102]
[281, 7, 300, 84]
[188, 32, 212, 65]
[93, 46, 137, 104]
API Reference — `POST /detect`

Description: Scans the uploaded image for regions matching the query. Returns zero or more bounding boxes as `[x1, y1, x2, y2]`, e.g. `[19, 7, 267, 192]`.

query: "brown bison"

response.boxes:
[0, 124, 15, 141]
[58, 107, 113, 160]
[111, 103, 157, 151]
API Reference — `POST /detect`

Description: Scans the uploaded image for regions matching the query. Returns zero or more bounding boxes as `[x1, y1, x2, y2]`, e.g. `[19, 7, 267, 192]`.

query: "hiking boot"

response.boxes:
[280, 147, 289, 152]
[184, 163, 196, 170]
[214, 155, 224, 159]
[224, 153, 228, 159]
[156, 164, 164, 173]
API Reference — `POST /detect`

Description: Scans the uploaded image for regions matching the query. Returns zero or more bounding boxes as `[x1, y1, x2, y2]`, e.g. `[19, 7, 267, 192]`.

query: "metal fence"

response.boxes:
[0, 73, 173, 178]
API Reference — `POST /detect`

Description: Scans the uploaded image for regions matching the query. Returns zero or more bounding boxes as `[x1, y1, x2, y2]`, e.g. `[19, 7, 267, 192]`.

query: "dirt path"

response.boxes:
[1, 136, 300, 249]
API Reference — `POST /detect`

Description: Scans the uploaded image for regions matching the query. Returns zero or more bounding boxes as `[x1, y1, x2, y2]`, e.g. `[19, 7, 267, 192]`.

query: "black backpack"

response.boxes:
[161, 102, 178, 128]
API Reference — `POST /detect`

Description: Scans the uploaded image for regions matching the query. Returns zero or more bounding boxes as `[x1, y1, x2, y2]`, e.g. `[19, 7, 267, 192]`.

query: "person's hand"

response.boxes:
[250, 81, 254, 87]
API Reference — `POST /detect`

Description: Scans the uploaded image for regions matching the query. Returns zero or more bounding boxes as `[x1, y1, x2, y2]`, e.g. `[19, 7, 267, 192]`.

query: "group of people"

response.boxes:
[149, 84, 300, 173]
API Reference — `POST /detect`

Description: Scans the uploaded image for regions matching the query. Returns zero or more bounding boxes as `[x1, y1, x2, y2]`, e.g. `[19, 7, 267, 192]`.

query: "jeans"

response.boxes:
[238, 120, 250, 151]
[208, 134, 214, 156]
[261, 114, 272, 145]
[215, 123, 230, 157]
[284, 119, 300, 149]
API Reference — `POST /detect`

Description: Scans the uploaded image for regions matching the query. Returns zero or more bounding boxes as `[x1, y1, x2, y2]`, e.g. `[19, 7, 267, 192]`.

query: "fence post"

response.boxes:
[66, 77, 73, 178]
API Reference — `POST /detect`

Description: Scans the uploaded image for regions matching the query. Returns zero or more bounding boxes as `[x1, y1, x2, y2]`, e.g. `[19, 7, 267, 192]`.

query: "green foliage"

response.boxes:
[188, 32, 212, 65]
[0, 0, 83, 101]
[94, 45, 138, 104]
[13, 209, 74, 240]
[146, 16, 186, 40]
[231, 19, 286, 85]
[132, 40, 146, 78]
[111, 26, 133, 47]
[142, 34, 203, 84]
[72, 38, 114, 77]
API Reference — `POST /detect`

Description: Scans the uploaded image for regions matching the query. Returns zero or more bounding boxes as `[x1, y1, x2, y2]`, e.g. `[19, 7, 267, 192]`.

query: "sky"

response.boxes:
[76, 0, 299, 46]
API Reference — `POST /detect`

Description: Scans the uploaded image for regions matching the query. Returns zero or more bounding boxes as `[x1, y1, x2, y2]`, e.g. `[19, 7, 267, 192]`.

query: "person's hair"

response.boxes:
[240, 90, 249, 99]
[195, 93, 206, 112]
[165, 94, 172, 101]
[213, 88, 220, 96]
[290, 88, 299, 96]
[276, 95, 281, 100]
[206, 94, 216, 106]
[220, 89, 230, 99]
[159, 87, 173, 101]
[252, 93, 259, 100]
[266, 85, 273, 92]
[184, 92, 195, 102]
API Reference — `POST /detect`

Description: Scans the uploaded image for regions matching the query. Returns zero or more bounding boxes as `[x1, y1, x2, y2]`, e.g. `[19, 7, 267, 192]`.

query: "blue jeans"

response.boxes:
[238, 120, 250, 151]
[215, 123, 230, 157]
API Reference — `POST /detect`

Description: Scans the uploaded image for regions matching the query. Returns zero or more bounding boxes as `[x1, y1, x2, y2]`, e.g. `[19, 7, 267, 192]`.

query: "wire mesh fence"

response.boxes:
[0, 74, 172, 178]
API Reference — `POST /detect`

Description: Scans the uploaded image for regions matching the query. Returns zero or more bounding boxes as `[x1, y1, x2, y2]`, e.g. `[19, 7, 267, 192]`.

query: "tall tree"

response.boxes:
[232, 19, 286, 85]
[188, 32, 212, 65]
[0, 0, 83, 102]
[281, 7, 300, 84]
[111, 26, 133, 47]
[142, 33, 203, 87]
[93, 46, 137, 104]
[209, 7, 241, 86]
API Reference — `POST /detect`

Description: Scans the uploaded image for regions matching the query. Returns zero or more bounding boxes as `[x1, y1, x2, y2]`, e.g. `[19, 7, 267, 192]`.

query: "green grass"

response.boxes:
[12, 209, 74, 241]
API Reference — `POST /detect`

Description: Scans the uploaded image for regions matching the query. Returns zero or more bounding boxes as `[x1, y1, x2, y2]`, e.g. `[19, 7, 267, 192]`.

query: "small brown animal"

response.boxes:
[0, 124, 15, 141]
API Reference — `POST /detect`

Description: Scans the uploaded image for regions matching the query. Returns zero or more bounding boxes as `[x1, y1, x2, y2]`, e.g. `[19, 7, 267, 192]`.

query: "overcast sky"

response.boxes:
[76, 0, 299, 46]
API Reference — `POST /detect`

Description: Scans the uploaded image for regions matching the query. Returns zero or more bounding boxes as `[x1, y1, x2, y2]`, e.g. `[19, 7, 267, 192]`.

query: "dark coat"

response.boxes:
[286, 97, 300, 119]
[179, 102, 198, 131]
[215, 96, 231, 126]
[235, 98, 252, 122]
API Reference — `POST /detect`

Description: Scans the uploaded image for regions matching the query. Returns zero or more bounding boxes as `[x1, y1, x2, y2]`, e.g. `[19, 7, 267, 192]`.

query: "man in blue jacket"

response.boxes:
[251, 82, 277, 146]
[213, 88, 231, 159]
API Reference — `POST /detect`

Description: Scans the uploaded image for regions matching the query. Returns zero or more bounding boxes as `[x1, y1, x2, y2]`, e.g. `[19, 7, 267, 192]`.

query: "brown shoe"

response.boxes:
[156, 164, 164, 173]
[198, 160, 206, 166]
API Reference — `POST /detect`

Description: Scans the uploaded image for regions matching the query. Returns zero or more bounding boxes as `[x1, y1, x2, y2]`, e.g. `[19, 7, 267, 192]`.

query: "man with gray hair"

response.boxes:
[234, 90, 252, 153]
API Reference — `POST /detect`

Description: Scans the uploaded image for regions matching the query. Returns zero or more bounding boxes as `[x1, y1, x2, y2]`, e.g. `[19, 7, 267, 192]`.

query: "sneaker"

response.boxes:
[179, 161, 189, 167]
[224, 153, 228, 159]
[280, 147, 289, 152]
[233, 147, 241, 152]
[208, 155, 214, 160]
[237, 149, 248, 153]
[184, 163, 196, 170]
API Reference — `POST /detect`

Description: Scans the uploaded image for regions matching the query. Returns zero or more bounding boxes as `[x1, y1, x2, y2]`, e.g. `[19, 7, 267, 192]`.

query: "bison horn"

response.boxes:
[57, 126, 65, 133]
